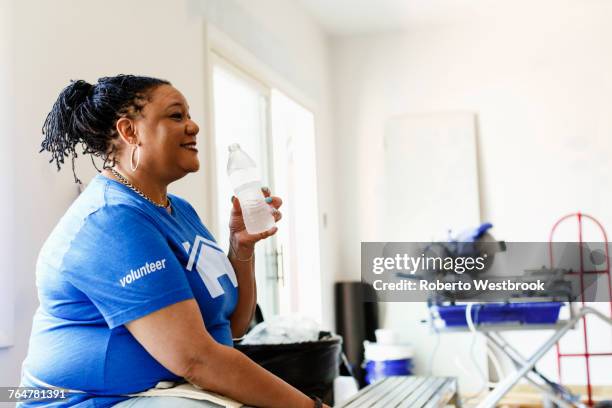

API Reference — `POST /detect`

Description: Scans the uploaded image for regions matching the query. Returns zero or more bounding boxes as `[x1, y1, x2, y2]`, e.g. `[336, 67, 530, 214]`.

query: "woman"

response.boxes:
[20, 75, 327, 408]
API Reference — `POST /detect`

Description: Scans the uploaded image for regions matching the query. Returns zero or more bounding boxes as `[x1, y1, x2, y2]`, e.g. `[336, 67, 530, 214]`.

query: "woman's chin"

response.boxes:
[184, 159, 200, 173]
[172, 159, 200, 179]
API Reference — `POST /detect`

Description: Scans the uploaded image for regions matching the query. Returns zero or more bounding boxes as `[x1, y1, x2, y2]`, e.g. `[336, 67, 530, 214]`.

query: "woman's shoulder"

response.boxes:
[92, 174, 156, 212]
[63, 175, 156, 229]
[95, 174, 147, 207]
[39, 178, 157, 269]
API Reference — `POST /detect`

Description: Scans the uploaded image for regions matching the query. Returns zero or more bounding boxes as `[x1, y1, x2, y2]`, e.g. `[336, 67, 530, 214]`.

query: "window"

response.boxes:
[211, 54, 322, 321]
[270, 91, 322, 321]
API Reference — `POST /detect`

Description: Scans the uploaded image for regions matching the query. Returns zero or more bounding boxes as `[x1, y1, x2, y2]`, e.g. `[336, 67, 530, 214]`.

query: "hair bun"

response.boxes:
[63, 80, 94, 111]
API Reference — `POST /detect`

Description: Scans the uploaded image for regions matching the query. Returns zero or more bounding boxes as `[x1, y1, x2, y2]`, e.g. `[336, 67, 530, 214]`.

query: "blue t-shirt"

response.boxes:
[20, 174, 238, 407]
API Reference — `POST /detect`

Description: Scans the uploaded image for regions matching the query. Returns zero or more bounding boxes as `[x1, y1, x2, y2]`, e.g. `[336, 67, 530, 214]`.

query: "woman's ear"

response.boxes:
[116, 117, 138, 145]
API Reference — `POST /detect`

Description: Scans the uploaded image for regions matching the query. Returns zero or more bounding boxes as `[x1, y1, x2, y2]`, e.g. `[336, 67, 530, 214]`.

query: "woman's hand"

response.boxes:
[229, 187, 282, 258]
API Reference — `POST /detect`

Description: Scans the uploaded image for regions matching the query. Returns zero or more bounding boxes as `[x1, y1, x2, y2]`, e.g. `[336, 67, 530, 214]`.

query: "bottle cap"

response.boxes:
[228, 143, 241, 152]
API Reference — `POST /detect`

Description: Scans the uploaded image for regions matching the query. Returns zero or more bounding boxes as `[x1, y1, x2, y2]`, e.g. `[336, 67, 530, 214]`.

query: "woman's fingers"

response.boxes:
[231, 195, 242, 213]
[257, 226, 278, 240]
[262, 187, 283, 209]
[233, 226, 278, 248]
[272, 208, 282, 222]
[265, 196, 282, 209]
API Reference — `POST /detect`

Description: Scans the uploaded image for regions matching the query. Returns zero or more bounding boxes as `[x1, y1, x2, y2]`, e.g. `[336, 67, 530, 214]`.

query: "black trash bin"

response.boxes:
[235, 332, 342, 405]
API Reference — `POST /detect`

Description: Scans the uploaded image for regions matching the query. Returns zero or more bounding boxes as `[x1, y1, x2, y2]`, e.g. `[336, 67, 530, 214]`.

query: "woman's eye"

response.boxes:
[171, 113, 183, 120]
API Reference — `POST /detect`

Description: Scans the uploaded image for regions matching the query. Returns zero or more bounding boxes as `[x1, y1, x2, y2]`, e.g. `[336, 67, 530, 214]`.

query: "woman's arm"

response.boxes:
[228, 241, 257, 338]
[126, 298, 315, 408]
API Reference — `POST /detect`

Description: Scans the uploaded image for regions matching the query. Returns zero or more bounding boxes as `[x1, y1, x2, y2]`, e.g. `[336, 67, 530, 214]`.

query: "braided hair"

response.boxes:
[40, 75, 170, 183]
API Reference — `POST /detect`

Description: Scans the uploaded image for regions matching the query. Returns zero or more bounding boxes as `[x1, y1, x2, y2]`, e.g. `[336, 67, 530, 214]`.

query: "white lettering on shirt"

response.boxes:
[119, 258, 167, 287]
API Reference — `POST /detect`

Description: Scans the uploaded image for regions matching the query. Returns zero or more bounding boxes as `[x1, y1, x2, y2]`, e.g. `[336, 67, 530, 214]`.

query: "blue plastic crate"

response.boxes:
[432, 302, 564, 327]
[364, 359, 414, 384]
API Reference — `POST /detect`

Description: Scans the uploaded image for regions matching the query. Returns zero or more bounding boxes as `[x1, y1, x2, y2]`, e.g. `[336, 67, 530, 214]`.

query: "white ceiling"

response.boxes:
[295, 0, 563, 36]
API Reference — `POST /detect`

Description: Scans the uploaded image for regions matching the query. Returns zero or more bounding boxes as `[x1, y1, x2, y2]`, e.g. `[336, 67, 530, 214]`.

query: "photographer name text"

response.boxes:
[372, 279, 545, 292]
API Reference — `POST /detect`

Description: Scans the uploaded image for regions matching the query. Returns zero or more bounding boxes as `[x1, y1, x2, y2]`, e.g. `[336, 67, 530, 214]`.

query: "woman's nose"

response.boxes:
[187, 119, 199, 136]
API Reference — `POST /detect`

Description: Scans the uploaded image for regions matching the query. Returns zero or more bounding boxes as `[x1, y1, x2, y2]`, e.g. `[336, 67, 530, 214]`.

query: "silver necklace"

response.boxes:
[110, 168, 171, 209]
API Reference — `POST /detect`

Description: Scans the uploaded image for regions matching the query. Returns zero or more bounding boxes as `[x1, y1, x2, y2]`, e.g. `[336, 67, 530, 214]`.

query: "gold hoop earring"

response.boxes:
[130, 144, 141, 172]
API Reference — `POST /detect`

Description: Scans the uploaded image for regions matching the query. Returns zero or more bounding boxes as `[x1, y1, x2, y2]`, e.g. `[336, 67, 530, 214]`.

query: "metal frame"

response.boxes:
[475, 306, 612, 408]
[549, 213, 612, 406]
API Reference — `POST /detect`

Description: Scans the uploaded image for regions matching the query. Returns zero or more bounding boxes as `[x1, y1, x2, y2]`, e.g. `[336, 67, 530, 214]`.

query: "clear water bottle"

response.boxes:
[227, 143, 275, 234]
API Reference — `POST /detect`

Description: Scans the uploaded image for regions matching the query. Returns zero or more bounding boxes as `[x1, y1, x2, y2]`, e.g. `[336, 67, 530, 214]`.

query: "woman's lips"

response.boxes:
[180, 143, 198, 152]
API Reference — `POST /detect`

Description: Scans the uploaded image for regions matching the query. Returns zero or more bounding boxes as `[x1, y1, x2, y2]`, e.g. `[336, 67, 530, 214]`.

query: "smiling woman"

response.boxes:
[19, 75, 323, 408]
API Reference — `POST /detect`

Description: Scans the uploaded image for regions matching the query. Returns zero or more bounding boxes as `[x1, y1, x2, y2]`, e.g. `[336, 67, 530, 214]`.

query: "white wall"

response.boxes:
[0, 0, 15, 351]
[0, 0, 336, 390]
[331, 2, 612, 387]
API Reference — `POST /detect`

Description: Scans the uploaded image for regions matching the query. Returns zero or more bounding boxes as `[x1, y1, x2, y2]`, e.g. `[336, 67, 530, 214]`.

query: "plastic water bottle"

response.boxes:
[227, 143, 275, 234]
